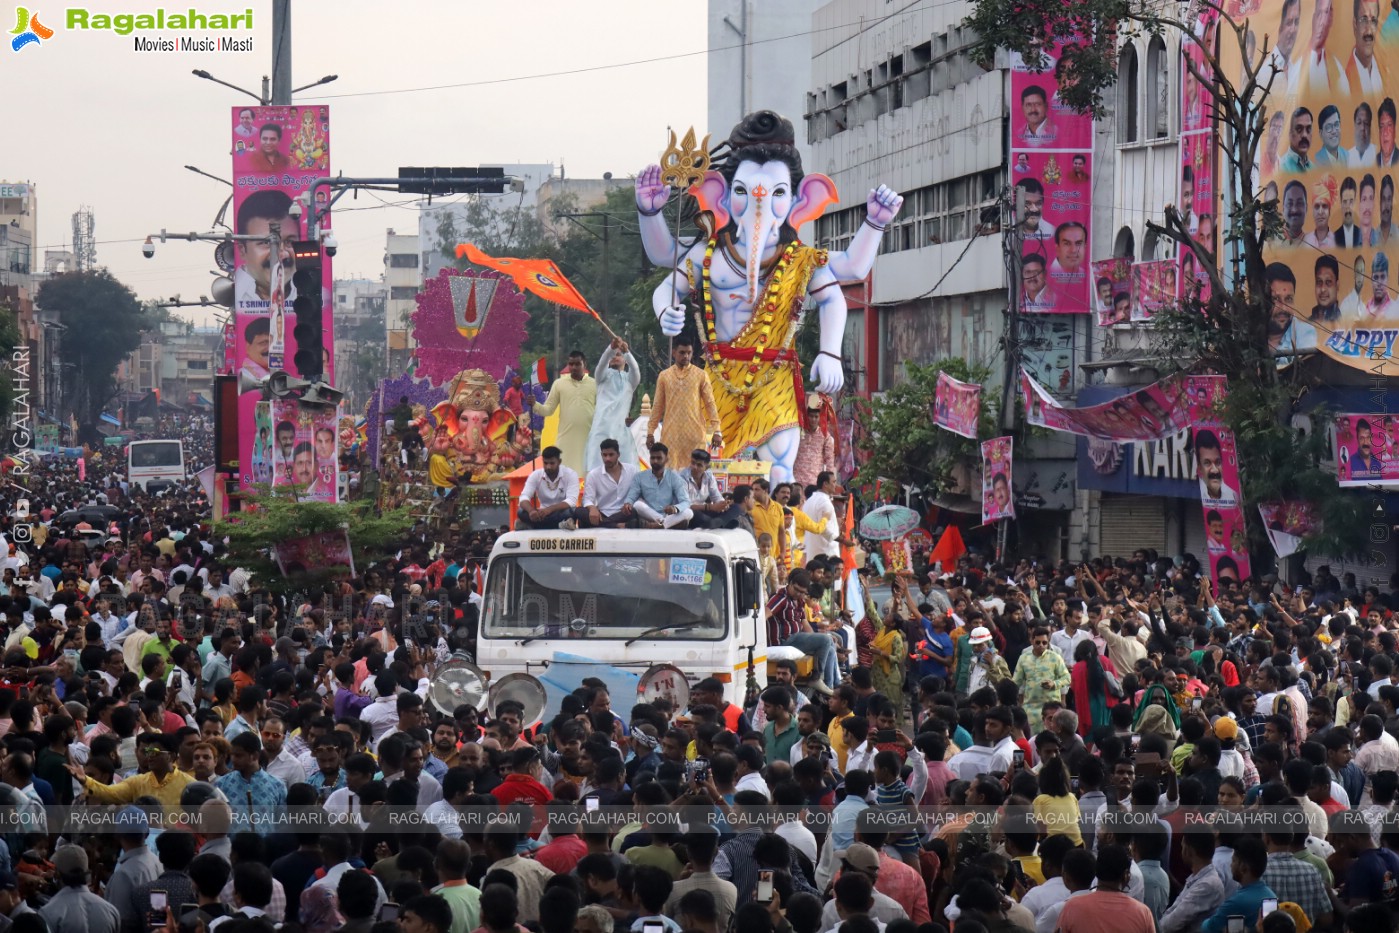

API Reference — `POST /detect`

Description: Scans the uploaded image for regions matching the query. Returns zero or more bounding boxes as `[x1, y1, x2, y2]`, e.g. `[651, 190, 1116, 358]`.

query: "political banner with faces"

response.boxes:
[1012, 50, 1095, 314]
[1022, 367, 1228, 441]
[1332, 412, 1399, 485]
[1258, 501, 1321, 556]
[1222, 0, 1399, 374]
[1180, 9, 1220, 305]
[268, 400, 339, 502]
[1092, 258, 1134, 326]
[1132, 260, 1181, 323]
[933, 372, 982, 438]
[981, 436, 1016, 522]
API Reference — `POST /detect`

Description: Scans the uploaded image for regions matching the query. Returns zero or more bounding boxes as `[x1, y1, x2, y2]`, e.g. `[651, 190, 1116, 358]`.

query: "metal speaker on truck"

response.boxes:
[638, 664, 691, 711]
[429, 660, 489, 715]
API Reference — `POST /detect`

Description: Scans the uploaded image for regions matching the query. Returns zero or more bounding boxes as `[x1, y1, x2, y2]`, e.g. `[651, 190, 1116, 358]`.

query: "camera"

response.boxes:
[142, 238, 155, 259]
[322, 232, 338, 258]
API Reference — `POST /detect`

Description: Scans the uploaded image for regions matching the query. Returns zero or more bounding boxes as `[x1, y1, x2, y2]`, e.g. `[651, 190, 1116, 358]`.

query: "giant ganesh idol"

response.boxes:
[636, 110, 902, 482]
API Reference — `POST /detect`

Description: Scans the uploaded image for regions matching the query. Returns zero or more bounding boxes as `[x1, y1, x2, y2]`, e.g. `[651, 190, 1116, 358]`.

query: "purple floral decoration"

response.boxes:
[364, 373, 447, 470]
[410, 267, 529, 386]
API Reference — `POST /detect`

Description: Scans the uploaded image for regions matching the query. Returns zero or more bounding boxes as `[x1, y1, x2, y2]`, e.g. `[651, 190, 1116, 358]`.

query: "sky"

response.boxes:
[12, 0, 711, 327]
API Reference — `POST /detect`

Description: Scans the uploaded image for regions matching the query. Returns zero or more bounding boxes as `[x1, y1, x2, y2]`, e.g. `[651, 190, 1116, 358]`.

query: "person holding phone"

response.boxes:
[1200, 837, 1277, 933]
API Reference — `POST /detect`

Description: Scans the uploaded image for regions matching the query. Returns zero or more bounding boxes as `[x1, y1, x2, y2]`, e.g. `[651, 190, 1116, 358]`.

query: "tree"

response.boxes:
[964, 0, 1370, 557]
[857, 359, 1000, 495]
[35, 271, 151, 439]
[216, 488, 411, 596]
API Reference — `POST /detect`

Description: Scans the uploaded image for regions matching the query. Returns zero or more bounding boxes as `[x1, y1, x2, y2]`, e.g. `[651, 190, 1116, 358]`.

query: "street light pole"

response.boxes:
[271, 0, 292, 105]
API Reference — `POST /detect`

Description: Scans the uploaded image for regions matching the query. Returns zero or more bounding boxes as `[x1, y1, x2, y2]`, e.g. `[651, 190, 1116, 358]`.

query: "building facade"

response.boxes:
[384, 230, 422, 376]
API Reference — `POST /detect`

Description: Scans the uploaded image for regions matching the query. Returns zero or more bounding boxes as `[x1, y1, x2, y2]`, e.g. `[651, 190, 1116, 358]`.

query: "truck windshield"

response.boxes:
[130, 442, 182, 468]
[482, 554, 728, 640]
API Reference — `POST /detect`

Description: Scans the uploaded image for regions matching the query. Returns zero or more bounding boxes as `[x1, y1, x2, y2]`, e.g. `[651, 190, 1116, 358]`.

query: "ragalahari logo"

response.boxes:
[10, 7, 52, 51]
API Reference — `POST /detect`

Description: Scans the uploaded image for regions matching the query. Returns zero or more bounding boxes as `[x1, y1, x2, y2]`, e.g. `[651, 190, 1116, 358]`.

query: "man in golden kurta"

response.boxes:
[647, 336, 721, 462]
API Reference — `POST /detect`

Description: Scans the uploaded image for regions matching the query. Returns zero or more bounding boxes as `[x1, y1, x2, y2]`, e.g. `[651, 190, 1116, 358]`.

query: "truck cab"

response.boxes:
[473, 528, 769, 718]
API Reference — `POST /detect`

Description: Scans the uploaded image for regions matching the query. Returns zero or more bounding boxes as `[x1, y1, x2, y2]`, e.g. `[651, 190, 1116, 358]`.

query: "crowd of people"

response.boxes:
[0, 411, 1397, 933]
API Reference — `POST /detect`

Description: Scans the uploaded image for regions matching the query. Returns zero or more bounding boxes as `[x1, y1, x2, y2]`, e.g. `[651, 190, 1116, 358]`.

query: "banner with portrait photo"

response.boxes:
[1092, 258, 1133, 326]
[1179, 8, 1219, 304]
[933, 372, 982, 438]
[981, 436, 1016, 522]
[1011, 48, 1095, 315]
[231, 105, 333, 490]
[1258, 501, 1321, 557]
[1220, 0, 1399, 375]
[1132, 260, 1179, 323]
[274, 529, 354, 577]
[1192, 419, 1251, 587]
[1022, 367, 1227, 441]
[1332, 413, 1399, 486]
[268, 400, 339, 502]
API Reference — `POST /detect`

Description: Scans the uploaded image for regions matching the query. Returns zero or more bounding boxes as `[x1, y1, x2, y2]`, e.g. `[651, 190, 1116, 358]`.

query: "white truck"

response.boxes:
[472, 528, 771, 721]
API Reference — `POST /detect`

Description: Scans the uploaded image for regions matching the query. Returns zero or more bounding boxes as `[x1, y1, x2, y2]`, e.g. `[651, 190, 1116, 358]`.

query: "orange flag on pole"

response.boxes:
[456, 243, 603, 323]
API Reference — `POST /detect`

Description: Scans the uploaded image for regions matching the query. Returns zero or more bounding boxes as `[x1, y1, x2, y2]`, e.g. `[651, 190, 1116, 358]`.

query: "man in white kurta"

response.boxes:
[802, 471, 841, 560]
[585, 340, 641, 473]
[533, 350, 597, 475]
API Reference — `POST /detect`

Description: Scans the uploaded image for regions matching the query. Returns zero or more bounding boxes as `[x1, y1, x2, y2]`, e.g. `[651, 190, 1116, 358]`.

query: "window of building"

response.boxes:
[812, 168, 1001, 255]
[1147, 37, 1170, 139]
[390, 286, 418, 300]
[1118, 45, 1140, 144]
[186, 360, 208, 371]
[389, 254, 418, 268]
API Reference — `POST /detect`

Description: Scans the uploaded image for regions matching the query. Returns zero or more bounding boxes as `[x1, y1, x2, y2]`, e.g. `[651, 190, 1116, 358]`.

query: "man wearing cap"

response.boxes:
[820, 843, 910, 929]
[793, 395, 836, 489]
[41, 845, 121, 933]
[682, 449, 728, 528]
[967, 627, 1011, 693]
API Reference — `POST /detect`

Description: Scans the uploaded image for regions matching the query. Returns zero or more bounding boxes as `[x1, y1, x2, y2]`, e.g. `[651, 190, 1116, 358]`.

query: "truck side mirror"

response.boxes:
[735, 558, 759, 616]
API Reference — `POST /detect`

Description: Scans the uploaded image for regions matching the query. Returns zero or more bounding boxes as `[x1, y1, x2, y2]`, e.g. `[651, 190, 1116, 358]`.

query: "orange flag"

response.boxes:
[456, 243, 600, 321]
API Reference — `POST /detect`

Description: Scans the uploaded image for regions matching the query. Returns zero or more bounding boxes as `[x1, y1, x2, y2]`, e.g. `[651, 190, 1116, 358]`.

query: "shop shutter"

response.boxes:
[1099, 495, 1168, 558]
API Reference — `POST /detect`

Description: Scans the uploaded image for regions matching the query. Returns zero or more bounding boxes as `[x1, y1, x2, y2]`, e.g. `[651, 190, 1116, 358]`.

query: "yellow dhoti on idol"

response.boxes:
[698, 239, 828, 458]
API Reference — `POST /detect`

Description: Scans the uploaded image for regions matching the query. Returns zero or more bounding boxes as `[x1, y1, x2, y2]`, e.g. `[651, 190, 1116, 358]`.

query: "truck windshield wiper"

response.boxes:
[625, 621, 704, 647]
[517, 627, 550, 646]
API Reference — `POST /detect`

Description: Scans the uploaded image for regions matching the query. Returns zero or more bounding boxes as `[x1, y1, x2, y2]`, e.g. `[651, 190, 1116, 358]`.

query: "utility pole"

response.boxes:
[1001, 187, 1024, 432]
[271, 0, 292, 105]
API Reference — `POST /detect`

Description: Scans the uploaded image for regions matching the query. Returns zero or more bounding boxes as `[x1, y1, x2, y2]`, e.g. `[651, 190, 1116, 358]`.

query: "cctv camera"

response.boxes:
[323, 233, 338, 258]
[142, 238, 155, 259]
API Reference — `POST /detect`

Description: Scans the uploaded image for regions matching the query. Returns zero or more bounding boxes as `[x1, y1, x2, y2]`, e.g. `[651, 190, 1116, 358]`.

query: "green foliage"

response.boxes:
[216, 488, 411, 595]
[856, 359, 999, 493]
[36, 271, 151, 435]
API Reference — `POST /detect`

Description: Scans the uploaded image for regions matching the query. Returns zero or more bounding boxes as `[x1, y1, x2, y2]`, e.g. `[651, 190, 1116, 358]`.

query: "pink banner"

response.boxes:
[1258, 502, 1320, 558]
[933, 372, 982, 439]
[981, 436, 1015, 523]
[274, 529, 354, 577]
[1193, 423, 1251, 586]
[1012, 48, 1094, 316]
[1092, 258, 1133, 326]
[1132, 260, 1179, 323]
[1332, 414, 1399, 487]
[231, 105, 332, 490]
[269, 400, 339, 502]
[1022, 367, 1226, 441]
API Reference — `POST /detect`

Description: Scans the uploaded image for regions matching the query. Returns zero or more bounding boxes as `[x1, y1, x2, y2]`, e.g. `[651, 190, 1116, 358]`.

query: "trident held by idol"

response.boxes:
[659, 126, 711, 309]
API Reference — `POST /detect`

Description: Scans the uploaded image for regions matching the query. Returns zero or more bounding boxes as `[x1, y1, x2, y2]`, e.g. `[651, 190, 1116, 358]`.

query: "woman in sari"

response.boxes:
[1068, 639, 1119, 736]
[870, 614, 907, 721]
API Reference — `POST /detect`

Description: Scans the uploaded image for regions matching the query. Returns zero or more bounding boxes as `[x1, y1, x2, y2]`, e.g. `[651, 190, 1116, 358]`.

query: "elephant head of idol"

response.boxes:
[690, 111, 839, 304]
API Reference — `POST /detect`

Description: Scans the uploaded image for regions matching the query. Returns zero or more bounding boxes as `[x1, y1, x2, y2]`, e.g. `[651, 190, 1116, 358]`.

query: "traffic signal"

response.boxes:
[398, 166, 507, 195]
[290, 240, 324, 380]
